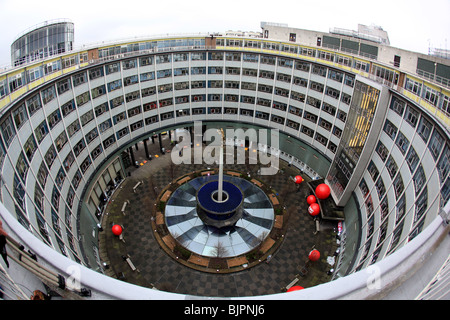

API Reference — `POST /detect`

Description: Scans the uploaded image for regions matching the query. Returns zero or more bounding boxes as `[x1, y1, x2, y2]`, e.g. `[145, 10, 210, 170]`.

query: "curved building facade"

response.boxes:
[0, 23, 449, 300]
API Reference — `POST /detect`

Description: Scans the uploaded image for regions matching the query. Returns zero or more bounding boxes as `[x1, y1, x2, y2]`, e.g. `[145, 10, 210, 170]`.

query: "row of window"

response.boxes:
[405, 77, 450, 114]
[355, 94, 450, 267]
[0, 49, 356, 100]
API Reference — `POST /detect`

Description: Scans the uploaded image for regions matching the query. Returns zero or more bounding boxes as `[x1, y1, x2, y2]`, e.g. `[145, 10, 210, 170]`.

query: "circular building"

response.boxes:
[0, 22, 449, 300]
[10, 19, 74, 67]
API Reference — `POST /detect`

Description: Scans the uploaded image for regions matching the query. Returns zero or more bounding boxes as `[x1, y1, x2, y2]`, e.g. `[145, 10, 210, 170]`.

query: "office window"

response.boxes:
[55, 131, 68, 152]
[315, 132, 327, 146]
[390, 96, 405, 116]
[417, 116, 432, 143]
[406, 146, 419, 173]
[85, 127, 99, 145]
[34, 121, 49, 144]
[293, 76, 308, 87]
[306, 96, 321, 109]
[383, 120, 397, 140]
[101, 134, 115, 151]
[259, 70, 274, 79]
[47, 109, 62, 129]
[287, 120, 300, 130]
[57, 78, 71, 95]
[319, 118, 332, 131]
[413, 164, 426, 195]
[394, 174, 404, 199]
[322, 102, 336, 116]
[105, 62, 120, 75]
[437, 145, 450, 183]
[72, 72, 87, 86]
[289, 106, 302, 117]
[73, 139, 86, 157]
[274, 87, 289, 97]
[191, 67, 206, 75]
[225, 52, 241, 61]
[337, 110, 347, 123]
[405, 78, 422, 95]
[395, 131, 410, 155]
[76, 91, 90, 107]
[303, 111, 317, 124]
[92, 85, 106, 99]
[376, 141, 389, 162]
[375, 178, 386, 200]
[341, 93, 351, 105]
[12, 103, 28, 130]
[67, 119, 81, 138]
[328, 141, 337, 153]
[260, 55, 276, 65]
[80, 155, 92, 174]
[26, 94, 42, 116]
[42, 86, 56, 104]
[257, 98, 271, 107]
[386, 156, 398, 178]
[89, 67, 104, 80]
[255, 111, 269, 120]
[368, 161, 379, 181]
[404, 105, 419, 128]
[312, 65, 327, 77]
[140, 56, 153, 66]
[428, 129, 444, 160]
[272, 101, 287, 111]
[278, 58, 293, 68]
[208, 52, 223, 60]
[310, 81, 324, 93]
[325, 86, 340, 100]
[295, 61, 310, 72]
[328, 69, 343, 82]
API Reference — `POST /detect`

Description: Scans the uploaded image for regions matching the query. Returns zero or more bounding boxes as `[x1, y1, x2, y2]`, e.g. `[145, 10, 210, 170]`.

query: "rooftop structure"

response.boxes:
[10, 19, 74, 67]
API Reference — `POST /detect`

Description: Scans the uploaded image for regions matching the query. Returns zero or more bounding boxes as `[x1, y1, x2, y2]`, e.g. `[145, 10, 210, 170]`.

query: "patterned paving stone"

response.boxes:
[99, 137, 338, 297]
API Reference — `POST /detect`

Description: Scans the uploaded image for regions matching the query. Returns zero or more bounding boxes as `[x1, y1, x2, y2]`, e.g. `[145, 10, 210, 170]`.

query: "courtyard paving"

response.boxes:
[98, 134, 339, 298]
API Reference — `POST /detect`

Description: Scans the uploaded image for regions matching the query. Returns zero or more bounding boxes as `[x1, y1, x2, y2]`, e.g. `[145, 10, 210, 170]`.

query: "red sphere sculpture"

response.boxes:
[306, 195, 316, 205]
[293, 175, 303, 184]
[287, 285, 304, 292]
[315, 183, 331, 200]
[308, 203, 320, 216]
[112, 224, 123, 236]
[308, 249, 320, 262]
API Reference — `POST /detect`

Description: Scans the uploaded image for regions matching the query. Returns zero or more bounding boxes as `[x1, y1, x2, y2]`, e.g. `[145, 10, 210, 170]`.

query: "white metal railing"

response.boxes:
[415, 255, 450, 300]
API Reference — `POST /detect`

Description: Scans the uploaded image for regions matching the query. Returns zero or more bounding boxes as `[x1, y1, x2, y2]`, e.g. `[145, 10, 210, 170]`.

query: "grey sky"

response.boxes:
[1, 0, 449, 66]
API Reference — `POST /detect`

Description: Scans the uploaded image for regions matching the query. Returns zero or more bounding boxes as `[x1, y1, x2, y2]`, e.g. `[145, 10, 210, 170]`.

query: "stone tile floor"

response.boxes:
[98, 135, 339, 298]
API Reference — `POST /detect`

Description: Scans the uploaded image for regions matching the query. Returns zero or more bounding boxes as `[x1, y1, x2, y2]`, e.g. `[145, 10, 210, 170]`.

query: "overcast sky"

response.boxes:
[1, 0, 449, 66]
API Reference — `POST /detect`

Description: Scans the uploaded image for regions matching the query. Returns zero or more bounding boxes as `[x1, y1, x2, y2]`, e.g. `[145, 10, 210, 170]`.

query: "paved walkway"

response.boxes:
[98, 134, 338, 298]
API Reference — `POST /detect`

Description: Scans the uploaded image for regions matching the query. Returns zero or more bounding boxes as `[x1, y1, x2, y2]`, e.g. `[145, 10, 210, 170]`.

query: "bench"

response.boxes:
[133, 181, 142, 193]
[125, 256, 137, 271]
[285, 276, 300, 291]
[121, 201, 129, 215]
[314, 218, 320, 234]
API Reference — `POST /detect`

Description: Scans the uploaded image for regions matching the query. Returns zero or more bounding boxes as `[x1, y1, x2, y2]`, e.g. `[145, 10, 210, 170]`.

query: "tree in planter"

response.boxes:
[211, 241, 229, 258]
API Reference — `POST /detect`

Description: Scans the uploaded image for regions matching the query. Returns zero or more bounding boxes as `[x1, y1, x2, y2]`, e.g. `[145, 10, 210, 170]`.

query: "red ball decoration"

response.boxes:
[306, 195, 316, 205]
[308, 203, 320, 216]
[315, 183, 331, 200]
[294, 175, 303, 184]
[287, 285, 304, 292]
[112, 224, 123, 236]
[308, 249, 320, 262]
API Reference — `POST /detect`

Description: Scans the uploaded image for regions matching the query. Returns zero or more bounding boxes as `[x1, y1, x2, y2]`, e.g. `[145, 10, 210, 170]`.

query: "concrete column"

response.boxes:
[144, 138, 150, 159]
